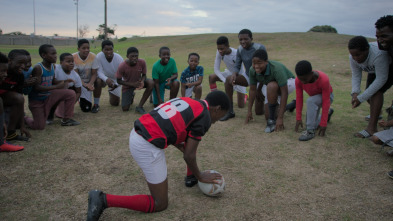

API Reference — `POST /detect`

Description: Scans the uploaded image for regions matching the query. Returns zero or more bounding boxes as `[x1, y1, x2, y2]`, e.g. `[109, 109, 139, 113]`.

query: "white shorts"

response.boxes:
[81, 86, 92, 102]
[216, 69, 247, 94]
[109, 85, 121, 98]
[185, 85, 202, 98]
[262, 78, 296, 104]
[129, 128, 167, 184]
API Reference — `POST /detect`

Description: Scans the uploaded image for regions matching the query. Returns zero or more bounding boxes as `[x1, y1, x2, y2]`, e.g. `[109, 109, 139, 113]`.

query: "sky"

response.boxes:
[0, 0, 392, 39]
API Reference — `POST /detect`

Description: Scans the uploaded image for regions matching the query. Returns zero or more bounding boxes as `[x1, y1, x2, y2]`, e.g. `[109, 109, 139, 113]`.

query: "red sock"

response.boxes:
[186, 165, 193, 176]
[210, 83, 217, 91]
[106, 194, 155, 213]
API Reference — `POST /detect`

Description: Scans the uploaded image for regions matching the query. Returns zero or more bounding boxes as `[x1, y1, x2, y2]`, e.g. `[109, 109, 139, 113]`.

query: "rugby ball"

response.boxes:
[198, 170, 225, 196]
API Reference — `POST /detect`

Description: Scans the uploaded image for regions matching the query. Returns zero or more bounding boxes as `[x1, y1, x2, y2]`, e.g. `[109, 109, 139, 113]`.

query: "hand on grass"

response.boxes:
[295, 120, 303, 132]
[351, 94, 360, 108]
[245, 112, 253, 124]
[318, 126, 326, 136]
[20, 126, 31, 138]
[275, 118, 284, 132]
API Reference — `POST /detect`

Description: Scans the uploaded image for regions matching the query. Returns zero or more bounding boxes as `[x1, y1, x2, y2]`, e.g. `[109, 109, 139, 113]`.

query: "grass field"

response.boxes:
[1, 32, 393, 220]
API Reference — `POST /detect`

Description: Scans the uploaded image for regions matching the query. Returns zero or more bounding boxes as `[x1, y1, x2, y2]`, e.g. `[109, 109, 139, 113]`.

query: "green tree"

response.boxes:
[5, 31, 26, 35]
[96, 24, 117, 40]
[308, 25, 338, 33]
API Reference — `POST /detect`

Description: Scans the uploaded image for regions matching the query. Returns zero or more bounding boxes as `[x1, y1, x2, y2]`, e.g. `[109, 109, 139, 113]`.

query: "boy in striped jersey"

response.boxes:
[87, 91, 230, 220]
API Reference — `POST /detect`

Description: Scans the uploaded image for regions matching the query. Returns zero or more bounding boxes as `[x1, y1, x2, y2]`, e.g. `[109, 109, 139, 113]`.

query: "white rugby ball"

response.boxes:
[198, 170, 226, 196]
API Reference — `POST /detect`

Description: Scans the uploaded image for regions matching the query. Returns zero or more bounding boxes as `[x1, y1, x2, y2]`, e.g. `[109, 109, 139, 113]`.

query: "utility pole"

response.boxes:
[74, 0, 79, 40]
[104, 0, 107, 40]
[33, 0, 36, 35]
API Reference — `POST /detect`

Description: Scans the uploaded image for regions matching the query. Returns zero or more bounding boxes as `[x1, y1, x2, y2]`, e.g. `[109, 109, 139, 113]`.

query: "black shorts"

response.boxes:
[79, 97, 92, 112]
[366, 64, 393, 93]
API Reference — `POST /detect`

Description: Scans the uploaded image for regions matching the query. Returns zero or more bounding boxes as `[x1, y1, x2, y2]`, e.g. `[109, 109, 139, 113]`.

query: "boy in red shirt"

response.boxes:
[294, 60, 334, 141]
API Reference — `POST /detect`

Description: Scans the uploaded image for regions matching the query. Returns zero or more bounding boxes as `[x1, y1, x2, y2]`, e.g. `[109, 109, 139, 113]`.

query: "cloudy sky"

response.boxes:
[0, 0, 391, 38]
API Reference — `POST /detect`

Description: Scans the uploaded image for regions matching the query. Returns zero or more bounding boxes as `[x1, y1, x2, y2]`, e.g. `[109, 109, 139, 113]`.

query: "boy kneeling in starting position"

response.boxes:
[294, 60, 334, 141]
[86, 90, 230, 220]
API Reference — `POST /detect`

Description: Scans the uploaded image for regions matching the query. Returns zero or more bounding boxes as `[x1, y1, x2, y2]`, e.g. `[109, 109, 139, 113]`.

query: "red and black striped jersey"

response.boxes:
[134, 97, 211, 149]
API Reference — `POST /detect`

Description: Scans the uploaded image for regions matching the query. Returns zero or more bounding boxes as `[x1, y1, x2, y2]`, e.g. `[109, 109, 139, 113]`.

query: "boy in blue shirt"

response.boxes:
[180, 53, 204, 99]
[152, 47, 180, 107]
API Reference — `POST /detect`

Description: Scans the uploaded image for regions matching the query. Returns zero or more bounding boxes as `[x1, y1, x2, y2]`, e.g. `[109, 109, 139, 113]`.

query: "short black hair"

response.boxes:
[375, 15, 393, 30]
[126, 47, 139, 56]
[159, 46, 170, 56]
[0, 52, 8, 64]
[77, 39, 89, 48]
[60, 53, 73, 62]
[348, 36, 369, 51]
[39, 44, 55, 58]
[295, 60, 313, 76]
[101, 40, 114, 50]
[8, 49, 26, 60]
[188, 52, 200, 60]
[239, 29, 252, 38]
[20, 49, 30, 56]
[216, 36, 229, 46]
[252, 49, 268, 61]
[205, 90, 230, 111]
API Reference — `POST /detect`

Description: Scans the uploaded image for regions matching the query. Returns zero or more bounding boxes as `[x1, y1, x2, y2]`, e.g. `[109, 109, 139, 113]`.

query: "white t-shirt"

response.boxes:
[214, 47, 245, 76]
[96, 52, 124, 82]
[55, 64, 83, 88]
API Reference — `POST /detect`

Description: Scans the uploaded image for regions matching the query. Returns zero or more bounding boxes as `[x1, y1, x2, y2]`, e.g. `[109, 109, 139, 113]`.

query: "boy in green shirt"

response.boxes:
[152, 47, 179, 107]
[245, 49, 295, 133]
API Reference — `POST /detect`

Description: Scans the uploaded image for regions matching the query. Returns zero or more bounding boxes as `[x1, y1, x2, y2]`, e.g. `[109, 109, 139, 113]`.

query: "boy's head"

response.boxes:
[126, 47, 139, 66]
[39, 44, 57, 63]
[251, 49, 268, 74]
[159, 46, 171, 65]
[205, 90, 230, 123]
[21, 49, 32, 71]
[101, 40, 114, 60]
[375, 15, 393, 51]
[295, 60, 314, 84]
[187, 52, 200, 70]
[238, 29, 253, 49]
[8, 49, 27, 74]
[216, 36, 231, 56]
[60, 53, 74, 73]
[77, 38, 90, 58]
[0, 52, 9, 81]
[348, 36, 369, 64]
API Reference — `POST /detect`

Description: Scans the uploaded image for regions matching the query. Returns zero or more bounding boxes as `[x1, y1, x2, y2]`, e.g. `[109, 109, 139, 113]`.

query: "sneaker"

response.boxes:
[0, 141, 24, 152]
[328, 108, 334, 122]
[61, 119, 81, 126]
[387, 170, 393, 180]
[185, 175, 198, 187]
[91, 104, 100, 113]
[46, 119, 54, 125]
[219, 111, 235, 121]
[135, 106, 147, 114]
[87, 190, 107, 221]
[365, 114, 382, 121]
[299, 129, 315, 141]
[286, 99, 296, 112]
[265, 119, 276, 133]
